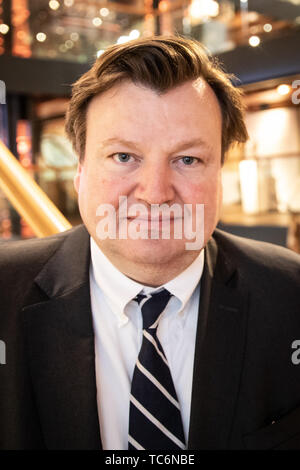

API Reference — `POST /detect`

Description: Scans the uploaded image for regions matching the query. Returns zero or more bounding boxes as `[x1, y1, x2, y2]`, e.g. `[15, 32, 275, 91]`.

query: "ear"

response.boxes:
[74, 161, 83, 194]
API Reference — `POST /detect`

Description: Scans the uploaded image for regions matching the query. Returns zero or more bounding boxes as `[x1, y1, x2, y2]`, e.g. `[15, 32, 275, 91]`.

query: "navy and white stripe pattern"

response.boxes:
[128, 289, 186, 450]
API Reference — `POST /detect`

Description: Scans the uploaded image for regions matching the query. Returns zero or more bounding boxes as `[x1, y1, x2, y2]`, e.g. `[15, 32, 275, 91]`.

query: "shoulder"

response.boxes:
[212, 228, 300, 287]
[0, 225, 88, 280]
[0, 225, 90, 330]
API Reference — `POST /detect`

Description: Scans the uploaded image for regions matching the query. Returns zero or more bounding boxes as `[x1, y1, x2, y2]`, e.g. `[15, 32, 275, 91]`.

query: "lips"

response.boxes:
[126, 216, 179, 222]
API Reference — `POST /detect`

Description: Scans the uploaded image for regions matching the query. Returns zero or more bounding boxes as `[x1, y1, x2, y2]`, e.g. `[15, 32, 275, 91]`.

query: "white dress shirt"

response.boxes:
[89, 237, 204, 450]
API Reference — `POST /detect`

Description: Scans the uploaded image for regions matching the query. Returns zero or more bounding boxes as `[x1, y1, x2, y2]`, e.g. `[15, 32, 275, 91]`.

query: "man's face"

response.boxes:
[74, 78, 223, 270]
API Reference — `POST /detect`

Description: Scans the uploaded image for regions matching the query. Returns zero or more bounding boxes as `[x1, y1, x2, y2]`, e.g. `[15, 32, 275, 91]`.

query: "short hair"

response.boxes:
[65, 35, 248, 163]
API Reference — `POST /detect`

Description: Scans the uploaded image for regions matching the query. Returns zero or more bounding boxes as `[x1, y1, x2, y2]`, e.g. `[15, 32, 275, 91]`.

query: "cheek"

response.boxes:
[184, 178, 221, 206]
[80, 169, 134, 210]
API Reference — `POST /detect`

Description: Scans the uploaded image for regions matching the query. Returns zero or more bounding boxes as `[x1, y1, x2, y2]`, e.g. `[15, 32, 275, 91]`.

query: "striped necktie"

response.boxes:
[128, 289, 186, 450]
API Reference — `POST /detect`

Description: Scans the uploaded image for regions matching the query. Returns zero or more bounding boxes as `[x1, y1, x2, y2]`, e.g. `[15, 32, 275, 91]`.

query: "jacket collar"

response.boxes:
[34, 224, 91, 298]
[188, 230, 249, 449]
[23, 225, 102, 449]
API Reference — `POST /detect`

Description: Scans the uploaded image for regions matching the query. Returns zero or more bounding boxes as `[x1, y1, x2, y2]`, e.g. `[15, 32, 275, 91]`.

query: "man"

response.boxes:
[0, 36, 300, 450]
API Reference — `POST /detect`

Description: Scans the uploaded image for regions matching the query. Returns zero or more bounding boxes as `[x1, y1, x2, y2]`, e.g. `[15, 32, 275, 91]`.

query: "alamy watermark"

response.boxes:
[292, 80, 300, 105]
[0, 80, 6, 105]
[291, 340, 300, 365]
[95, 196, 205, 250]
[0, 340, 6, 365]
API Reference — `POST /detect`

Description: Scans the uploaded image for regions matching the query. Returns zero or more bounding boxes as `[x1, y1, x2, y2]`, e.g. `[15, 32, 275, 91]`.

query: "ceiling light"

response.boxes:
[70, 32, 79, 41]
[65, 40, 73, 48]
[100, 8, 109, 17]
[159, 1, 169, 12]
[249, 35, 260, 47]
[129, 29, 140, 39]
[189, 0, 219, 20]
[263, 23, 272, 32]
[277, 84, 291, 96]
[117, 36, 130, 44]
[36, 32, 47, 42]
[0, 24, 9, 34]
[49, 0, 60, 10]
[209, 0, 219, 16]
[92, 17, 102, 27]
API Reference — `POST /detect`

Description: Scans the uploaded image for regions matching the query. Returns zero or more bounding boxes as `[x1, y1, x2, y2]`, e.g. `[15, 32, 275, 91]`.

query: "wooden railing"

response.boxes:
[0, 139, 72, 237]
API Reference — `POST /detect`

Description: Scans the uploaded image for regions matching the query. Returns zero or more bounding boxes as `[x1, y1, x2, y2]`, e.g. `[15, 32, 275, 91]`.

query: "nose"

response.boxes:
[133, 161, 175, 206]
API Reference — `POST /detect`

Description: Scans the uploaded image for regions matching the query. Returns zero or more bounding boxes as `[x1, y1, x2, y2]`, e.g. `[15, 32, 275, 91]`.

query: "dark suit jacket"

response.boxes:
[0, 224, 300, 450]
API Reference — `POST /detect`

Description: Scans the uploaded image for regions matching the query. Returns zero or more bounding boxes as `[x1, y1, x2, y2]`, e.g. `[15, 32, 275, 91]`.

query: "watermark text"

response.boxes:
[292, 80, 300, 105]
[95, 197, 205, 250]
[291, 339, 300, 365]
[0, 80, 6, 104]
[0, 340, 6, 365]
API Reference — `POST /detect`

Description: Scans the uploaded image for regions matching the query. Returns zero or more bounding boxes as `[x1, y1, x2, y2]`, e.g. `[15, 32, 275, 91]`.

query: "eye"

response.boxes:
[112, 152, 134, 163]
[181, 156, 197, 165]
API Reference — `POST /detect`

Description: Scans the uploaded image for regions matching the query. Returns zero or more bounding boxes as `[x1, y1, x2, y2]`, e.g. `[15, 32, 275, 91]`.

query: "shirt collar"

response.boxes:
[163, 250, 204, 315]
[90, 236, 204, 325]
[90, 237, 144, 326]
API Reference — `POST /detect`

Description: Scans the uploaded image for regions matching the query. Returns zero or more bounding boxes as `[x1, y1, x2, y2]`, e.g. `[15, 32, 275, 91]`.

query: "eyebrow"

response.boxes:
[100, 137, 212, 153]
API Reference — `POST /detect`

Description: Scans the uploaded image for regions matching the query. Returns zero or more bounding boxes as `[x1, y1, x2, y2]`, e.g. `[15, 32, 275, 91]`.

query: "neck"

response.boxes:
[100, 249, 200, 287]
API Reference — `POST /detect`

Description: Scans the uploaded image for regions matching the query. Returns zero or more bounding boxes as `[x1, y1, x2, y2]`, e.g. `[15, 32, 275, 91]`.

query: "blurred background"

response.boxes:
[0, 0, 300, 252]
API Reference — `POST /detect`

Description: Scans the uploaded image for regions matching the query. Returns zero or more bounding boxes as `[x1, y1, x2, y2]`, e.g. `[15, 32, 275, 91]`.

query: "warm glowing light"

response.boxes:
[92, 17, 102, 27]
[129, 29, 140, 39]
[100, 7, 109, 17]
[65, 39, 73, 48]
[49, 0, 60, 10]
[249, 35, 260, 47]
[277, 84, 291, 96]
[208, 0, 219, 16]
[159, 1, 169, 12]
[17, 140, 30, 155]
[189, 0, 219, 19]
[263, 23, 272, 32]
[0, 24, 9, 34]
[239, 160, 259, 214]
[117, 36, 130, 44]
[64, 0, 74, 6]
[36, 32, 47, 42]
[70, 32, 79, 41]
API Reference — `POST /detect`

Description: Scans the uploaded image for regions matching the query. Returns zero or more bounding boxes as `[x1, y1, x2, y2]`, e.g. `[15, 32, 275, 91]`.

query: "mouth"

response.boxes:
[126, 216, 181, 222]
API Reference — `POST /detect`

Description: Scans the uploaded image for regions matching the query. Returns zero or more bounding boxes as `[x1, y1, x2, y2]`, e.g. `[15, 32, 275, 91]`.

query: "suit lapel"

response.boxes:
[22, 226, 101, 449]
[188, 233, 249, 449]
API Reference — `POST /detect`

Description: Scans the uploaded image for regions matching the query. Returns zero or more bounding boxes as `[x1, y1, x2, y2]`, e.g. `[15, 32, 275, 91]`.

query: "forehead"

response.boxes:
[85, 79, 222, 151]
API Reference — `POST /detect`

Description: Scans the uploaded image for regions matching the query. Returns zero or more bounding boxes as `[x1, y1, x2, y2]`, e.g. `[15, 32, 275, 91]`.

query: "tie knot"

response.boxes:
[134, 289, 172, 329]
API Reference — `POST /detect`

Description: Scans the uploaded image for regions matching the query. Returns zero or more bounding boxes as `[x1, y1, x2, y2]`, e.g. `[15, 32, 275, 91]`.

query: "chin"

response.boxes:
[107, 238, 191, 267]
